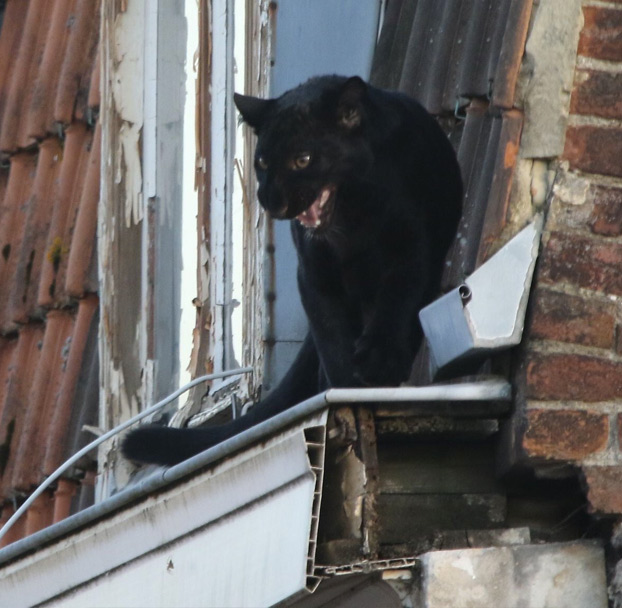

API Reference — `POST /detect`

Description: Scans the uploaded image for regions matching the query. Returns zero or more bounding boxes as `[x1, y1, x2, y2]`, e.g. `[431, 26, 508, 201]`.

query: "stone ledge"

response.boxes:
[421, 541, 606, 608]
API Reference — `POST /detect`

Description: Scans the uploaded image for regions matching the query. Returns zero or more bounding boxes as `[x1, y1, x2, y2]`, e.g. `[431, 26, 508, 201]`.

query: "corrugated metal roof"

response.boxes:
[371, 0, 532, 288]
[0, 0, 100, 547]
[370, 0, 533, 385]
[372, 0, 532, 114]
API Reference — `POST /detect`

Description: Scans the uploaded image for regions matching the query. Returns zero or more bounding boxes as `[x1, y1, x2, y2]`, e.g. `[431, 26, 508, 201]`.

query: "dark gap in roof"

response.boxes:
[0, 0, 6, 35]
[0, 418, 15, 477]
[22, 250, 35, 303]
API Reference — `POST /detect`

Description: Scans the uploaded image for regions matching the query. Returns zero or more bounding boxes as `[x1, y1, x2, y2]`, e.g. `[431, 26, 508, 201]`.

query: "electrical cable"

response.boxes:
[0, 366, 253, 544]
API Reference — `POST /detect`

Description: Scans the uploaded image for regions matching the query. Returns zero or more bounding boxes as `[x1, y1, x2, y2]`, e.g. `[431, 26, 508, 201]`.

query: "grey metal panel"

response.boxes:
[270, 0, 381, 96]
[153, 0, 185, 400]
[265, 0, 381, 389]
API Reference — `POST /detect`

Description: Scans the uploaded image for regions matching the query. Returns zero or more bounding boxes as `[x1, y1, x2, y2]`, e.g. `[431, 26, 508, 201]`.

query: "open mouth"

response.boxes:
[296, 186, 336, 230]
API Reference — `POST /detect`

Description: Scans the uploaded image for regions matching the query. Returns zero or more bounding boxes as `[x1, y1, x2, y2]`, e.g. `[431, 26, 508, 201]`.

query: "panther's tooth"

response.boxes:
[319, 189, 330, 208]
[315, 219, 321, 227]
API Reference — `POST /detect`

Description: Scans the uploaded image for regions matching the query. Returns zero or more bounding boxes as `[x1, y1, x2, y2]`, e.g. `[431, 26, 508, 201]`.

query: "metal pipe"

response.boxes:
[325, 379, 511, 403]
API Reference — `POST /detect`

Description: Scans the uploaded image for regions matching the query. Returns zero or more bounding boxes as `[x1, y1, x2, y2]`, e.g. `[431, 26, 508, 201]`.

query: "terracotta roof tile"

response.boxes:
[6, 138, 63, 325]
[0, 0, 100, 546]
[0, 303, 99, 498]
[0, 0, 100, 152]
[10, 311, 75, 491]
[65, 122, 100, 298]
[0, 0, 55, 152]
[55, 0, 101, 125]
[0, 335, 18, 448]
[0, 504, 26, 548]
[0, 324, 45, 499]
[0, 153, 38, 332]
[43, 296, 99, 476]
[23, 0, 75, 142]
[24, 491, 55, 536]
[0, 129, 98, 328]
[38, 124, 91, 308]
[0, 0, 29, 139]
[52, 479, 78, 523]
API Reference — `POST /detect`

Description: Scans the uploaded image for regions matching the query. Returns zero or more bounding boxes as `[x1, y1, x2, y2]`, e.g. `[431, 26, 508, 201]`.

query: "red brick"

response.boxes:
[579, 6, 622, 62]
[582, 466, 622, 514]
[529, 288, 615, 349]
[563, 125, 622, 178]
[570, 69, 622, 120]
[589, 185, 622, 237]
[526, 352, 622, 402]
[523, 409, 609, 460]
[539, 231, 622, 295]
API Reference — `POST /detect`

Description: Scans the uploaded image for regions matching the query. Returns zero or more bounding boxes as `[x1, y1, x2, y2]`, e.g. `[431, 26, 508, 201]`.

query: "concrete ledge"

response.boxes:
[421, 540, 606, 608]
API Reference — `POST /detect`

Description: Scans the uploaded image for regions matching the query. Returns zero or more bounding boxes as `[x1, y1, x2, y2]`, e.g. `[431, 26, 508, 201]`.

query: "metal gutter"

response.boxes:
[0, 391, 329, 567]
[0, 379, 511, 567]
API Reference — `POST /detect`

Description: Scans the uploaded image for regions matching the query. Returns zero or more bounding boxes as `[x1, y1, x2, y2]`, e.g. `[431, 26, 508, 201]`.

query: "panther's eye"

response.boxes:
[293, 153, 311, 170]
[257, 155, 268, 170]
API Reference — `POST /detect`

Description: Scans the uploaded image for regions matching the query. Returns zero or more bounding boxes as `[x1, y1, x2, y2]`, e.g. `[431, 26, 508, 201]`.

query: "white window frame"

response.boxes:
[99, 0, 272, 495]
[99, 0, 186, 497]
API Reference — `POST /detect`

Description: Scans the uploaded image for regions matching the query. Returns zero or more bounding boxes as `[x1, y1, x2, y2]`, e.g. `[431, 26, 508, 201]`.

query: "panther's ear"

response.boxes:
[234, 93, 273, 130]
[337, 76, 367, 129]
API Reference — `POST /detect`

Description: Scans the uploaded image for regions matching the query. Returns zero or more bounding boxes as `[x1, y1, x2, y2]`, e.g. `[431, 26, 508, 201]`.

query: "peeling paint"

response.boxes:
[118, 122, 143, 226]
[110, 4, 145, 227]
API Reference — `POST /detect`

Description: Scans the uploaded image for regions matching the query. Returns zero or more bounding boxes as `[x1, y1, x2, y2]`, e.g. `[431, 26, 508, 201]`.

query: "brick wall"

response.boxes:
[518, 1, 622, 515]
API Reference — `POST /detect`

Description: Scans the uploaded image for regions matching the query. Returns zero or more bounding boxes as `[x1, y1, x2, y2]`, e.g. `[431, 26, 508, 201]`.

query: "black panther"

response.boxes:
[122, 75, 463, 466]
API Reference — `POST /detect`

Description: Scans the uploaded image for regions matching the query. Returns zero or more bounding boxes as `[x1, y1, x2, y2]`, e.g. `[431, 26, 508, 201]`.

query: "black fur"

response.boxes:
[122, 75, 462, 466]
